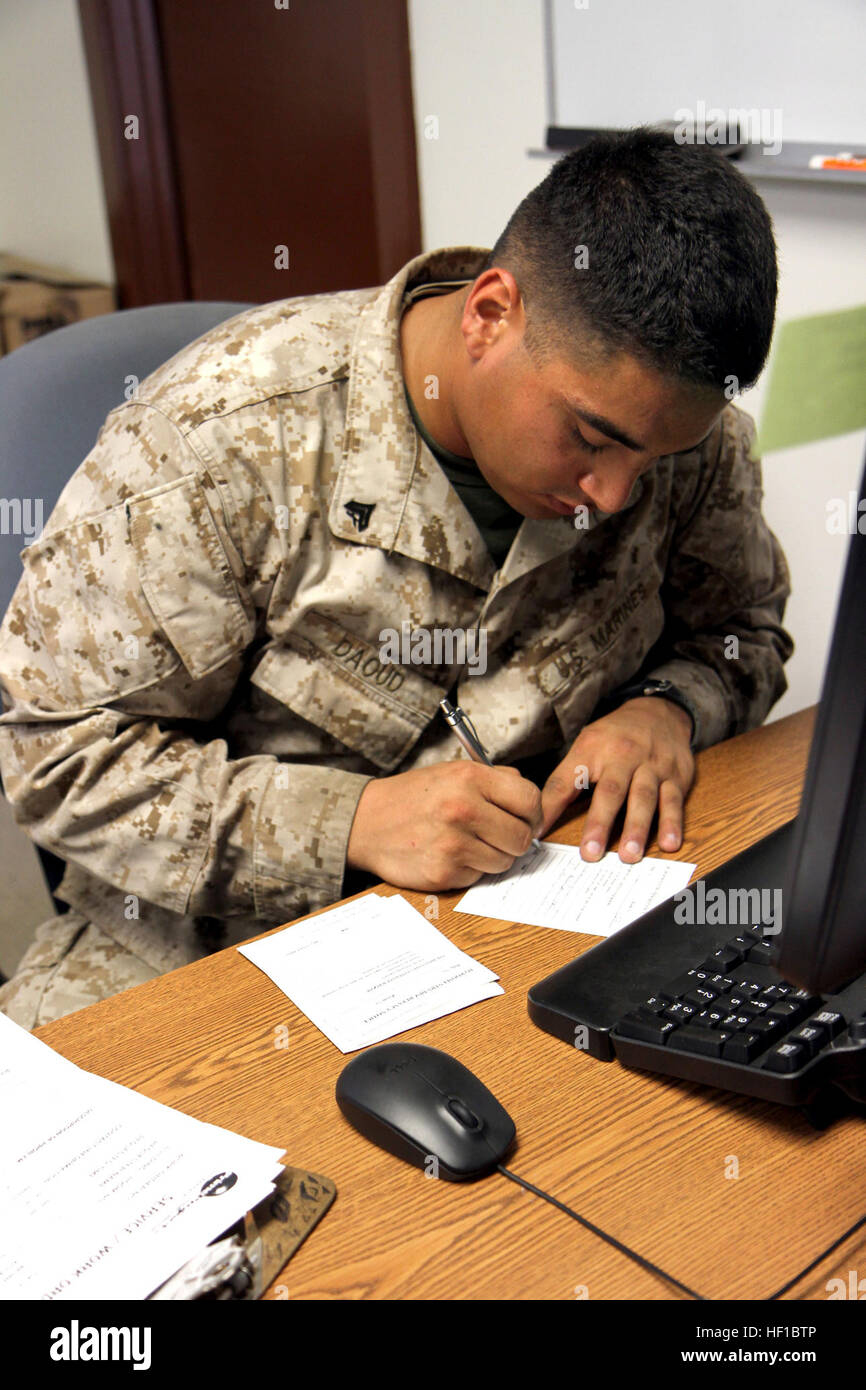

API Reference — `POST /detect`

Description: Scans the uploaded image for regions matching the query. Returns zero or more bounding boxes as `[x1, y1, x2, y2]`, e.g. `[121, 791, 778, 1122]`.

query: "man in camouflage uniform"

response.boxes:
[0, 131, 792, 1028]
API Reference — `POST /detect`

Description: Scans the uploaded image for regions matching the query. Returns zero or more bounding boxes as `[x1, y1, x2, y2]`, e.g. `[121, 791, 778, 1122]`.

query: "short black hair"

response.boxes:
[484, 127, 778, 393]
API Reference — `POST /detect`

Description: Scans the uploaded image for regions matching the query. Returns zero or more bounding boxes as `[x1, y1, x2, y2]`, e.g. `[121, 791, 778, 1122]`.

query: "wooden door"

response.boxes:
[78, 0, 421, 306]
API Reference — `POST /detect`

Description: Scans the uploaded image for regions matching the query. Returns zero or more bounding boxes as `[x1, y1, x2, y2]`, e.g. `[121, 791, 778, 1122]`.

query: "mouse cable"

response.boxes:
[763, 1208, 866, 1301]
[496, 1165, 866, 1302]
[496, 1164, 704, 1300]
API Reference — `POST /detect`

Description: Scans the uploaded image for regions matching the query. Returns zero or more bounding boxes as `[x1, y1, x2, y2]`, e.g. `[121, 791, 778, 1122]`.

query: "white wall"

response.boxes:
[734, 183, 866, 720]
[407, 0, 866, 722]
[0, 0, 113, 282]
[0, 0, 114, 968]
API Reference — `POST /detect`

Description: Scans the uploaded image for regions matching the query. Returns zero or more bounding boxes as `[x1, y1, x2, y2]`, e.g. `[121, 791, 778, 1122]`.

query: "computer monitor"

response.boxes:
[775, 454, 866, 994]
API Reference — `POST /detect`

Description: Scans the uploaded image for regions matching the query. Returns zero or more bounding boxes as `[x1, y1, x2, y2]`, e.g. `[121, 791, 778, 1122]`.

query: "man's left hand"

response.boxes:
[539, 697, 695, 861]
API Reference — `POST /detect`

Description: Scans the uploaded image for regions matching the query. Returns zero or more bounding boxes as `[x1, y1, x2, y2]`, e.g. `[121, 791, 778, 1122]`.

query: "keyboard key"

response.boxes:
[749, 1016, 784, 1040]
[762, 983, 793, 1000]
[617, 1013, 678, 1045]
[684, 986, 720, 1007]
[767, 999, 809, 1026]
[669, 1027, 735, 1058]
[788, 989, 821, 1013]
[735, 1002, 760, 1021]
[746, 940, 777, 966]
[640, 995, 671, 1015]
[811, 1009, 845, 1038]
[734, 981, 762, 1000]
[704, 946, 744, 972]
[728, 932, 760, 952]
[706, 974, 735, 994]
[721, 1011, 757, 1030]
[664, 1001, 697, 1024]
[764, 1041, 810, 1073]
[722, 1031, 768, 1064]
[694, 1006, 727, 1026]
[751, 924, 779, 940]
[691, 1009, 721, 1028]
[725, 992, 750, 1010]
[788, 1023, 828, 1059]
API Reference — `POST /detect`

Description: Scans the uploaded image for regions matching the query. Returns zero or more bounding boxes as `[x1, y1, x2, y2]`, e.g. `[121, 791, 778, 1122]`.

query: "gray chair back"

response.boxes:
[0, 301, 254, 908]
[0, 301, 254, 615]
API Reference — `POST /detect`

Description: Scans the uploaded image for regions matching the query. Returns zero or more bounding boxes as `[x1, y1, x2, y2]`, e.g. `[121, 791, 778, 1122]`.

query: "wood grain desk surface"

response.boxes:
[34, 705, 866, 1301]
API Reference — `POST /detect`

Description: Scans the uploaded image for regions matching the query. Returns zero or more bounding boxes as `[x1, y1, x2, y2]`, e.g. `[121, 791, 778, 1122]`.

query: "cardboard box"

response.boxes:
[0, 253, 115, 356]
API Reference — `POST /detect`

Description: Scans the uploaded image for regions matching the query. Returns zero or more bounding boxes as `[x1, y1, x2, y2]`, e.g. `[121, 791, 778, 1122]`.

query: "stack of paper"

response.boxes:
[238, 893, 502, 1052]
[456, 842, 696, 936]
[0, 1014, 285, 1301]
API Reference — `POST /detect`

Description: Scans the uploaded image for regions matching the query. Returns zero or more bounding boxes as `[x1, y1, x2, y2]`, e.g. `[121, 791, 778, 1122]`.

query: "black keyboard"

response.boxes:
[528, 821, 866, 1115]
[611, 924, 860, 1106]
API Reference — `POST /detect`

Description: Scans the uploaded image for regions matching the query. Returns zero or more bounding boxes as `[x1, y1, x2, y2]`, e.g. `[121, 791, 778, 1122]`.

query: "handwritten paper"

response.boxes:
[455, 842, 695, 937]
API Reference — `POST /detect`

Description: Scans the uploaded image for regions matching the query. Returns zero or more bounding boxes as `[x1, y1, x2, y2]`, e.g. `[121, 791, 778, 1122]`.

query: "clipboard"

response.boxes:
[148, 1163, 337, 1300]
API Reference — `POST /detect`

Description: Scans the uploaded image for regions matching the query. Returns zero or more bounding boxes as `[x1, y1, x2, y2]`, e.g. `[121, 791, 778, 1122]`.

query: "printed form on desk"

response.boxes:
[455, 842, 696, 936]
[238, 892, 502, 1053]
[0, 1013, 285, 1301]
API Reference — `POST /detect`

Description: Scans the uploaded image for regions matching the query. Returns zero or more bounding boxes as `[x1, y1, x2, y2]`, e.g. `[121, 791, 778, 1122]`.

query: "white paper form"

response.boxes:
[238, 893, 503, 1052]
[0, 1014, 285, 1301]
[455, 842, 696, 937]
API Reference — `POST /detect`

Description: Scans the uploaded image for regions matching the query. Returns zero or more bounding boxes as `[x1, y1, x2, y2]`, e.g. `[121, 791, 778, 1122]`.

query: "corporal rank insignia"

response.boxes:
[344, 499, 376, 532]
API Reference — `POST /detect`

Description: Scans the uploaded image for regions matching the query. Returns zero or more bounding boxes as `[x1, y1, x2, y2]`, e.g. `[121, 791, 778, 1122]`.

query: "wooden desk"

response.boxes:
[35, 706, 866, 1300]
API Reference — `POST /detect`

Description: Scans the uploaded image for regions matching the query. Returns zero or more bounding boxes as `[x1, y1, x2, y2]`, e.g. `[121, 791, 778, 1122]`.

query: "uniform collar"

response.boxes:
[328, 246, 644, 589]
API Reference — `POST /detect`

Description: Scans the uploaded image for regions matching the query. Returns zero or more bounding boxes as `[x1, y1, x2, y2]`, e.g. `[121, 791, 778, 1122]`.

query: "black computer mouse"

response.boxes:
[335, 1043, 516, 1181]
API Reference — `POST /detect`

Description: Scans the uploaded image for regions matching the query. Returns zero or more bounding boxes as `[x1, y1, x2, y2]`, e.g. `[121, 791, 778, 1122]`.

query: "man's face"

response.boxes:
[453, 277, 726, 519]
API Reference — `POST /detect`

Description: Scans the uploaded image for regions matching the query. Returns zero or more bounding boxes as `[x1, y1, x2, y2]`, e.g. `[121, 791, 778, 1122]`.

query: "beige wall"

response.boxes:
[0, 0, 113, 281]
[0, 0, 114, 969]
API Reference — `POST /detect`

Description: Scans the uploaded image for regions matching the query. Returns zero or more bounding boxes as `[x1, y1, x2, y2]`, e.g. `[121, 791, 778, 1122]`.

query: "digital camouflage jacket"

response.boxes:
[0, 247, 793, 972]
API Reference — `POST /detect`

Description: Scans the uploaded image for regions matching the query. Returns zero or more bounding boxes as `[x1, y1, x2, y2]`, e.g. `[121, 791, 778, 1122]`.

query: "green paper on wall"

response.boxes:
[756, 304, 866, 454]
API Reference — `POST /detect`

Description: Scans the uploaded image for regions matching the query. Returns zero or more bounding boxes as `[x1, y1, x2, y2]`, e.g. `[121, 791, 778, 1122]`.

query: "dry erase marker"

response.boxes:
[439, 699, 542, 851]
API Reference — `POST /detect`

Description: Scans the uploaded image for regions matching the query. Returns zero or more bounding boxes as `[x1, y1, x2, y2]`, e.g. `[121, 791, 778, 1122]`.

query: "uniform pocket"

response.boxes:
[127, 475, 255, 679]
[250, 611, 447, 771]
[24, 505, 182, 708]
[24, 475, 255, 709]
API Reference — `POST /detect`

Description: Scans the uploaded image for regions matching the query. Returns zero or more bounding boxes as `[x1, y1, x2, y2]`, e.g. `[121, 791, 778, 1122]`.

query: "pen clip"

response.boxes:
[455, 708, 488, 759]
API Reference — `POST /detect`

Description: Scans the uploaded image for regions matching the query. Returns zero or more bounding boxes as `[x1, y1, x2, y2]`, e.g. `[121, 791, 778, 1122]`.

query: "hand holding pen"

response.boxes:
[345, 704, 544, 890]
[439, 699, 542, 852]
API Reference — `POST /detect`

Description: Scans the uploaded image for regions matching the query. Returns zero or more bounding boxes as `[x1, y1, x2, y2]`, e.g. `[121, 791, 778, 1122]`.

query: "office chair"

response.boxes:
[0, 301, 255, 915]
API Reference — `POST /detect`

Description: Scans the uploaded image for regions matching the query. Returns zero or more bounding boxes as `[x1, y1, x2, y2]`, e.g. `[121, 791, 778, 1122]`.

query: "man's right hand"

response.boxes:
[346, 761, 543, 892]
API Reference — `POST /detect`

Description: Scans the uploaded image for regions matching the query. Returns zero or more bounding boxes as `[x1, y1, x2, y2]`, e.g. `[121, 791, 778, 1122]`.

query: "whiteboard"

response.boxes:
[547, 0, 866, 146]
